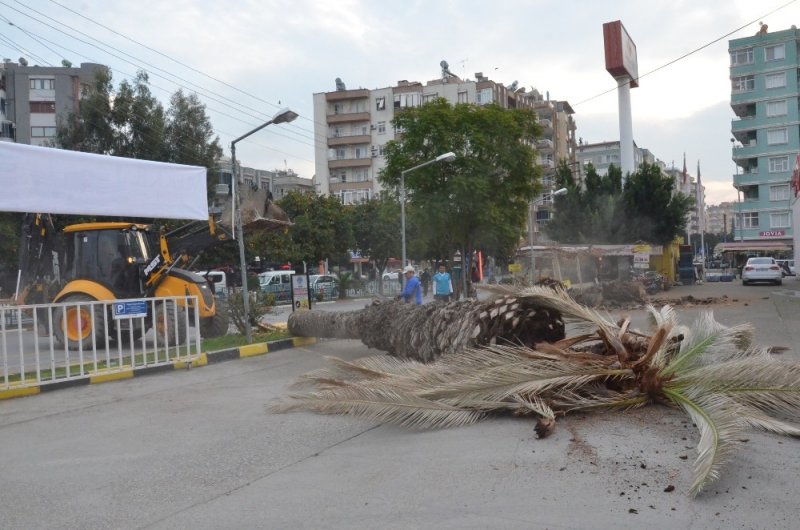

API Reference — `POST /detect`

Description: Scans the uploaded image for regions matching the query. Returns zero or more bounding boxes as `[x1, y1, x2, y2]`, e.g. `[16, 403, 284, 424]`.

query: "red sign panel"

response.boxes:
[760, 230, 785, 237]
[603, 20, 639, 87]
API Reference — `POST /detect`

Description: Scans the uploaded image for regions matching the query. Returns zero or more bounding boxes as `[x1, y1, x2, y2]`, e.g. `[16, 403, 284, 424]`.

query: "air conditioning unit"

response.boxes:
[370, 124, 376, 130]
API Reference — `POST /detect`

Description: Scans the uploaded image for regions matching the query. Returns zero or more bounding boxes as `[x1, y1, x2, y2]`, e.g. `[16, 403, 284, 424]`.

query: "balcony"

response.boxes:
[328, 157, 373, 169]
[538, 118, 552, 130]
[328, 133, 371, 147]
[325, 89, 369, 102]
[536, 139, 553, 151]
[537, 158, 555, 169]
[327, 111, 370, 124]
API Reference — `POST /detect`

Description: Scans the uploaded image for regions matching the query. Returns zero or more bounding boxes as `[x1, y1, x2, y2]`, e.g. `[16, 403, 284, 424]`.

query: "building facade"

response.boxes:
[0, 60, 105, 145]
[730, 25, 797, 249]
[707, 201, 735, 236]
[312, 68, 578, 212]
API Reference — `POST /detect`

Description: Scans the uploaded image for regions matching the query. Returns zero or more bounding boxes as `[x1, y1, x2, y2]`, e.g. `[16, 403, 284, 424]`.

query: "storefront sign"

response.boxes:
[760, 230, 785, 237]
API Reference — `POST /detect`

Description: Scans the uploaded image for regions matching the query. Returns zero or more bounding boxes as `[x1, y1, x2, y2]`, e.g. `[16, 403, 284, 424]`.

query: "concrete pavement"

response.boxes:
[2, 280, 800, 529]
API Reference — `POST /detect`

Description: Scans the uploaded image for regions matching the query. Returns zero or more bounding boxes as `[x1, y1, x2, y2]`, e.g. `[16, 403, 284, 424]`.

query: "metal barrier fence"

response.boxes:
[1, 296, 201, 391]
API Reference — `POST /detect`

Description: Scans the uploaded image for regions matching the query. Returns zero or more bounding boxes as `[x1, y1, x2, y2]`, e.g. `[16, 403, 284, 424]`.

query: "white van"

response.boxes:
[197, 270, 228, 298]
[258, 270, 295, 302]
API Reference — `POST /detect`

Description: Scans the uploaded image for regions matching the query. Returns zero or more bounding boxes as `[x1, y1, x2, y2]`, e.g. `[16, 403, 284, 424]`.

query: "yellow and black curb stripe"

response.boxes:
[0, 336, 317, 401]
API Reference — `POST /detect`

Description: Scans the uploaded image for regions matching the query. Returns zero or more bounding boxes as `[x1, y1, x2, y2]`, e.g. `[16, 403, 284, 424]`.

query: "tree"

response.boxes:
[55, 66, 115, 154]
[109, 72, 167, 161]
[280, 285, 800, 497]
[381, 99, 542, 271]
[350, 195, 400, 283]
[546, 162, 693, 246]
[253, 191, 353, 269]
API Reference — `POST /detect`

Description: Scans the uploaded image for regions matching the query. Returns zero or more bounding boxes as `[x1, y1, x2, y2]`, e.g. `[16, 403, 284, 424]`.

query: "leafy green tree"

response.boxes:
[619, 163, 694, 245]
[109, 72, 167, 161]
[350, 195, 401, 277]
[381, 99, 542, 270]
[54, 67, 114, 154]
[546, 162, 692, 246]
[252, 191, 353, 269]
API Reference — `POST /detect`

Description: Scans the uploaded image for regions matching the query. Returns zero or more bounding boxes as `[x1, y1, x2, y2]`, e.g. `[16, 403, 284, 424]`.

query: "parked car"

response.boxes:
[383, 269, 402, 281]
[741, 257, 782, 285]
[775, 259, 796, 277]
[309, 274, 339, 299]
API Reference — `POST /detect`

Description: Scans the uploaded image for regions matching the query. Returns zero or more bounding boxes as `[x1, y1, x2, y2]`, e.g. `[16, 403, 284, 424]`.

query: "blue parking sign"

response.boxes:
[113, 300, 148, 319]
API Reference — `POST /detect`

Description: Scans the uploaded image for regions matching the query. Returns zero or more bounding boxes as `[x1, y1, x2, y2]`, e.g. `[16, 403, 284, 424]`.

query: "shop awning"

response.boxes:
[715, 241, 792, 253]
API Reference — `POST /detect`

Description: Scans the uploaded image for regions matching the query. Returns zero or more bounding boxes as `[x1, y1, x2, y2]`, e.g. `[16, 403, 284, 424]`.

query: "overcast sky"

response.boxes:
[2, 0, 799, 205]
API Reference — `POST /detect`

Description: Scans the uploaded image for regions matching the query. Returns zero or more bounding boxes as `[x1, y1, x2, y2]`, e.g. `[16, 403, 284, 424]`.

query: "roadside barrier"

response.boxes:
[1, 296, 201, 393]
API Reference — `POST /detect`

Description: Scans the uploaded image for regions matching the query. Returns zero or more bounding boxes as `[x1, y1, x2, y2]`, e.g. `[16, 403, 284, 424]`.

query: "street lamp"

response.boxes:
[400, 152, 456, 276]
[232, 107, 298, 344]
[529, 187, 567, 282]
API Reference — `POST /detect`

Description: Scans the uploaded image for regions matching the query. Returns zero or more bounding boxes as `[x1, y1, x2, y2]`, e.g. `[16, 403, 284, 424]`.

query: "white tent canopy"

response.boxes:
[0, 142, 208, 220]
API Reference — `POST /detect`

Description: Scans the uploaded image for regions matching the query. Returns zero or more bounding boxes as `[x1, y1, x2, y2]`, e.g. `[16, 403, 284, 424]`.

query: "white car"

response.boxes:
[741, 257, 782, 285]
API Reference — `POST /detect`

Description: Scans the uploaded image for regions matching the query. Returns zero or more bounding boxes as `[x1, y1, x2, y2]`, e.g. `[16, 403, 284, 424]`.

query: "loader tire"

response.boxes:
[200, 302, 230, 338]
[153, 301, 188, 347]
[54, 294, 107, 351]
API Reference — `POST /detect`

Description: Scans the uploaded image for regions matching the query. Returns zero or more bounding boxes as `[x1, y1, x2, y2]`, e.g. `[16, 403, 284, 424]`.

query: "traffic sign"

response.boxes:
[113, 300, 148, 319]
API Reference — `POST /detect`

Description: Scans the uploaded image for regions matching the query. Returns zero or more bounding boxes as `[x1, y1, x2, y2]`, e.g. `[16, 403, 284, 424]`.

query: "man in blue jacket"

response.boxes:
[398, 265, 422, 305]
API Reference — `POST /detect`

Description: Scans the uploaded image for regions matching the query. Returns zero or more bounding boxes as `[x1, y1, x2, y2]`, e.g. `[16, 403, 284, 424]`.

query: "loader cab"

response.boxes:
[63, 223, 152, 298]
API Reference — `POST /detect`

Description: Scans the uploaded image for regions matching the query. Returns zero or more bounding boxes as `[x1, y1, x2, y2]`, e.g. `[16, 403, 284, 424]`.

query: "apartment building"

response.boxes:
[575, 140, 656, 177]
[0, 60, 104, 145]
[216, 157, 313, 198]
[311, 67, 578, 212]
[730, 24, 797, 248]
[707, 202, 735, 236]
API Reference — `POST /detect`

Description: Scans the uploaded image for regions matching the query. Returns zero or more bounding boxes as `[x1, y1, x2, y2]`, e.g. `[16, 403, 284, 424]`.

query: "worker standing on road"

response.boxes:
[432, 263, 453, 303]
[398, 265, 422, 305]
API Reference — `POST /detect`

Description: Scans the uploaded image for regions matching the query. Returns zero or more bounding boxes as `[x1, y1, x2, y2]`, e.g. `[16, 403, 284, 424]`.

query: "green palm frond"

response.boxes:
[662, 389, 743, 496]
[661, 312, 754, 377]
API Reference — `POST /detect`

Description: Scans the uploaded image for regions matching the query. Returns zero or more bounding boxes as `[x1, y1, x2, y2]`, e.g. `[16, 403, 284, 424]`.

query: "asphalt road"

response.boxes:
[2, 279, 800, 529]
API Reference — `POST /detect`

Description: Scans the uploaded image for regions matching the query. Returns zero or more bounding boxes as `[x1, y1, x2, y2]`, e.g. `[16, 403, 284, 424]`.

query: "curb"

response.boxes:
[0, 336, 318, 401]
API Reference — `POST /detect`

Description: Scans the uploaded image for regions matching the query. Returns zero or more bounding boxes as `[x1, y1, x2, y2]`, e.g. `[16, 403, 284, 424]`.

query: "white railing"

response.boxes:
[1, 296, 201, 391]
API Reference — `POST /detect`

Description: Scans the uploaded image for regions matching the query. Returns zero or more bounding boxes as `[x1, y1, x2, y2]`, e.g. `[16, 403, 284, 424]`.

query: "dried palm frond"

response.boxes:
[276, 287, 800, 497]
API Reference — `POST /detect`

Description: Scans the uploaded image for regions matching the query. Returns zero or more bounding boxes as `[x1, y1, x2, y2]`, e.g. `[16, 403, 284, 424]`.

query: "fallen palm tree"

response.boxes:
[278, 286, 800, 496]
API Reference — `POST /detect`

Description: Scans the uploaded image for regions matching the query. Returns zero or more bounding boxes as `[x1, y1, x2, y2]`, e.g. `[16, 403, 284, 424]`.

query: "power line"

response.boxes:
[44, 0, 331, 134]
[0, 1, 325, 152]
[573, 0, 798, 107]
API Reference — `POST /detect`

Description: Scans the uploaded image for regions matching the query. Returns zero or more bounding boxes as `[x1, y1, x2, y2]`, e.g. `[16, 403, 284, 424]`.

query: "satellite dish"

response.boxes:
[508, 80, 518, 92]
[19, 57, 28, 66]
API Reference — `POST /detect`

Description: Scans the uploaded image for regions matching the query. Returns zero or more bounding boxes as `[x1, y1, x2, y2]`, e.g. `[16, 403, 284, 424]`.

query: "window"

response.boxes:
[30, 126, 56, 137]
[340, 189, 370, 205]
[770, 212, 790, 228]
[378, 145, 386, 156]
[354, 147, 367, 159]
[477, 88, 493, 105]
[767, 128, 788, 145]
[375, 97, 385, 111]
[730, 48, 754, 66]
[332, 126, 343, 138]
[422, 92, 438, 103]
[765, 72, 786, 89]
[766, 99, 787, 117]
[765, 44, 785, 61]
[30, 101, 56, 113]
[457, 90, 468, 103]
[393, 93, 420, 109]
[732, 75, 755, 92]
[377, 121, 386, 134]
[353, 169, 369, 182]
[770, 185, 790, 201]
[29, 78, 55, 90]
[741, 212, 759, 228]
[335, 148, 346, 160]
[769, 156, 790, 172]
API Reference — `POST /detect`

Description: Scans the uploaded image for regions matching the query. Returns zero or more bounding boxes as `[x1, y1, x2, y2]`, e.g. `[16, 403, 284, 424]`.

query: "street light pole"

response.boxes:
[231, 108, 298, 344]
[529, 187, 567, 282]
[400, 152, 456, 275]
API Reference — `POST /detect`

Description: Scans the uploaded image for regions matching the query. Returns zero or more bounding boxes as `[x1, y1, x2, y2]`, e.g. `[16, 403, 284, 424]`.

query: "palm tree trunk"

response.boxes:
[288, 295, 565, 363]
